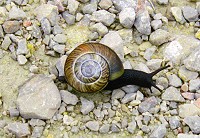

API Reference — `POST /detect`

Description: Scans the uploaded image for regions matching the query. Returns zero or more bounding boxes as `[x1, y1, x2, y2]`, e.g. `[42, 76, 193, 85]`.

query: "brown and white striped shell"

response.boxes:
[64, 43, 124, 93]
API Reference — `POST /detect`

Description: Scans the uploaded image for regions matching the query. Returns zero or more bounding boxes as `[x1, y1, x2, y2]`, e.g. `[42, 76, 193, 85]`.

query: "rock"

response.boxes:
[146, 59, 162, 70]
[178, 134, 200, 138]
[9, 6, 26, 20]
[144, 46, 157, 60]
[29, 119, 46, 127]
[156, 77, 169, 89]
[7, 122, 30, 137]
[162, 86, 185, 102]
[181, 92, 195, 100]
[112, 0, 136, 11]
[99, 0, 113, 9]
[111, 89, 125, 100]
[71, 126, 79, 133]
[53, 44, 65, 54]
[60, 90, 78, 105]
[100, 31, 124, 60]
[181, 83, 189, 92]
[31, 126, 43, 138]
[156, 0, 168, 5]
[138, 96, 158, 113]
[56, 55, 67, 77]
[52, 34, 67, 44]
[111, 123, 120, 133]
[169, 116, 180, 129]
[9, 108, 19, 117]
[151, 19, 162, 30]
[41, 18, 51, 35]
[82, 3, 97, 14]
[121, 85, 139, 93]
[171, 7, 186, 24]
[167, 74, 182, 87]
[149, 29, 170, 46]
[189, 78, 200, 92]
[179, 104, 200, 118]
[149, 125, 166, 138]
[184, 46, 200, 72]
[119, 7, 135, 28]
[182, 6, 198, 22]
[184, 115, 200, 134]
[88, 32, 99, 40]
[34, 4, 58, 26]
[2, 21, 20, 34]
[93, 108, 101, 118]
[99, 124, 110, 133]
[1, 35, 12, 50]
[29, 65, 39, 74]
[17, 75, 61, 119]
[17, 55, 28, 65]
[197, 2, 200, 14]
[121, 93, 136, 103]
[16, 38, 29, 55]
[134, 10, 151, 35]
[90, 22, 108, 36]
[53, 24, 63, 35]
[178, 66, 198, 81]
[32, 24, 42, 38]
[76, 13, 84, 22]
[80, 97, 94, 115]
[62, 11, 75, 25]
[127, 120, 136, 134]
[90, 10, 116, 26]
[0, 25, 4, 38]
[85, 121, 99, 131]
[63, 115, 74, 125]
[67, 0, 79, 15]
[195, 29, 200, 40]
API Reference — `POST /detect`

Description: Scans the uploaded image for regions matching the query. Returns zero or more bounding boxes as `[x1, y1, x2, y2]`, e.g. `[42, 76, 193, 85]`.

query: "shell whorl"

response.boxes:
[64, 43, 124, 93]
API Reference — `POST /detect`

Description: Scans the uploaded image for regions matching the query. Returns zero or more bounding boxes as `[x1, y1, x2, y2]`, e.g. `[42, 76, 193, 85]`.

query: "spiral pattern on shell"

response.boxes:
[64, 43, 124, 93]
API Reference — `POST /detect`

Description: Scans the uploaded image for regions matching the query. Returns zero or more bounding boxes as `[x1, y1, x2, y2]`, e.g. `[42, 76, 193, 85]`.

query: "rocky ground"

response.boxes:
[0, 0, 200, 138]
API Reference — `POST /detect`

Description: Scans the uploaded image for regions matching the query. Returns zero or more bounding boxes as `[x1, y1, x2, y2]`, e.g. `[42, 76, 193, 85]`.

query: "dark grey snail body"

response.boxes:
[63, 43, 170, 93]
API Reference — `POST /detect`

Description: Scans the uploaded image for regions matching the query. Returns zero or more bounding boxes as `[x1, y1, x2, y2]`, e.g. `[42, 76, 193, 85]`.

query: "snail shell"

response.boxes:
[64, 43, 124, 93]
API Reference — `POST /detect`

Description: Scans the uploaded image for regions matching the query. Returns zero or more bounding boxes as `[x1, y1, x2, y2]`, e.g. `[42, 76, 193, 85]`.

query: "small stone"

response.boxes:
[29, 119, 46, 127]
[53, 34, 67, 44]
[53, 44, 65, 54]
[112, 0, 135, 11]
[7, 122, 30, 138]
[171, 7, 186, 24]
[127, 120, 136, 134]
[111, 123, 120, 133]
[62, 11, 75, 25]
[119, 7, 135, 29]
[182, 6, 198, 22]
[63, 115, 74, 125]
[41, 18, 51, 35]
[16, 38, 29, 55]
[111, 89, 125, 100]
[0, 120, 6, 128]
[156, 0, 168, 5]
[138, 96, 158, 113]
[67, 0, 79, 15]
[99, 124, 110, 133]
[141, 125, 150, 133]
[82, 3, 97, 14]
[56, 55, 67, 77]
[29, 65, 39, 74]
[76, 13, 84, 22]
[9, 108, 19, 117]
[144, 46, 157, 60]
[194, 98, 200, 108]
[99, 0, 113, 10]
[32, 24, 42, 39]
[52, 25, 63, 35]
[88, 32, 99, 40]
[108, 109, 115, 118]
[1, 35, 12, 50]
[121, 85, 139, 93]
[149, 125, 166, 138]
[90, 22, 108, 36]
[156, 77, 169, 89]
[85, 121, 99, 131]
[60, 90, 78, 105]
[189, 78, 200, 92]
[3, 21, 20, 34]
[178, 134, 200, 138]
[31, 126, 43, 138]
[169, 116, 180, 129]
[146, 59, 162, 70]
[80, 97, 94, 115]
[78, 0, 89, 3]
[179, 104, 200, 118]
[71, 126, 79, 133]
[9, 6, 26, 20]
[121, 93, 136, 103]
[181, 83, 189, 92]
[149, 29, 170, 46]
[178, 66, 198, 81]
[151, 19, 162, 30]
[162, 86, 185, 102]
[182, 92, 195, 100]
[17, 55, 27, 65]
[184, 115, 200, 134]
[0, 25, 4, 38]
[167, 74, 182, 87]
[136, 91, 144, 101]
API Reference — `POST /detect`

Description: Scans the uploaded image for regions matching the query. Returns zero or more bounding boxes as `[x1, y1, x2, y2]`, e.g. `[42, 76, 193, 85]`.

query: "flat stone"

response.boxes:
[82, 3, 97, 14]
[31, 126, 43, 138]
[7, 122, 30, 138]
[60, 90, 78, 105]
[138, 96, 158, 113]
[181, 92, 195, 100]
[149, 29, 170, 46]
[17, 75, 61, 119]
[182, 6, 198, 22]
[167, 74, 182, 87]
[111, 89, 125, 100]
[149, 125, 166, 138]
[90, 22, 108, 36]
[9, 108, 20, 117]
[144, 46, 157, 60]
[179, 104, 200, 118]
[29, 119, 46, 127]
[111, 123, 120, 133]
[184, 115, 200, 134]
[1, 35, 12, 50]
[169, 116, 180, 129]
[56, 55, 67, 77]
[63, 115, 74, 125]
[151, 19, 162, 30]
[121, 85, 139, 93]
[162, 86, 185, 102]
[157, 0, 168, 5]
[32, 24, 42, 39]
[119, 7, 135, 28]
[112, 0, 136, 12]
[53, 44, 65, 54]
[121, 93, 136, 103]
[85, 121, 99, 131]
[3, 21, 20, 34]
[80, 97, 94, 115]
[146, 59, 162, 70]
[53, 34, 67, 43]
[9, 6, 26, 20]
[127, 120, 136, 134]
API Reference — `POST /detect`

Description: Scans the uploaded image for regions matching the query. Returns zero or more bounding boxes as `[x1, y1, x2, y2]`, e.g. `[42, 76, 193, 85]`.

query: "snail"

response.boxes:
[63, 43, 170, 93]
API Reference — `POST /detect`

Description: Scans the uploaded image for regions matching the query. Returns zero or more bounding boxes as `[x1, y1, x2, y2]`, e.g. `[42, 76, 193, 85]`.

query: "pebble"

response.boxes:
[127, 120, 136, 134]
[17, 55, 28, 65]
[31, 126, 43, 138]
[7, 122, 30, 137]
[90, 22, 108, 36]
[184, 115, 200, 134]
[85, 121, 99, 131]
[76, 13, 84, 22]
[90, 10, 116, 26]
[149, 125, 167, 138]
[112, 0, 135, 12]
[41, 18, 51, 35]
[182, 6, 198, 22]
[179, 104, 200, 118]
[82, 3, 97, 14]
[80, 97, 95, 115]
[29, 65, 39, 74]
[143, 46, 157, 60]
[178, 66, 198, 81]
[111, 123, 120, 133]
[63, 115, 74, 125]
[181, 92, 195, 100]
[67, 0, 79, 15]
[53, 24, 63, 35]
[121, 85, 139, 93]
[62, 11, 75, 25]
[60, 90, 78, 105]
[171, 7, 186, 24]
[1, 35, 12, 50]
[9, 6, 26, 20]
[29, 119, 46, 127]
[119, 7, 135, 29]
[99, 0, 113, 9]
[167, 74, 182, 87]
[71, 126, 79, 133]
[0, 120, 6, 128]
[162, 86, 185, 102]
[141, 125, 150, 133]
[17, 75, 61, 119]
[9, 108, 19, 117]
[178, 134, 200, 138]
[111, 89, 125, 100]
[146, 59, 162, 70]
[197, 2, 200, 13]
[121, 93, 136, 103]
[181, 83, 189, 92]
[138, 96, 158, 113]
[156, 77, 169, 89]
[151, 19, 162, 30]
[53, 44, 66, 54]
[32, 24, 42, 38]
[169, 116, 180, 129]
[16, 38, 29, 55]
[78, 0, 89, 3]
[149, 29, 170, 46]
[56, 55, 67, 77]
[157, 0, 168, 5]
[3, 21, 20, 34]
[99, 124, 110, 133]
[136, 91, 144, 101]
[108, 109, 115, 118]
[88, 32, 99, 40]
[53, 34, 67, 44]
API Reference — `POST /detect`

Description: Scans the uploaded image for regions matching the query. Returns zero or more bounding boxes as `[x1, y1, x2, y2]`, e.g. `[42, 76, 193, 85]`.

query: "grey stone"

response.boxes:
[85, 121, 99, 131]
[153, 13, 163, 20]
[90, 10, 116, 26]
[111, 89, 125, 100]
[156, 77, 169, 89]
[121, 93, 136, 103]
[108, 109, 115, 117]
[63, 115, 74, 125]
[136, 90, 144, 101]
[149, 125, 166, 138]
[151, 19, 162, 30]
[184, 115, 200, 134]
[127, 120, 136, 134]
[9, 6, 26, 20]
[167, 74, 182, 87]
[141, 125, 150, 133]
[60, 90, 78, 105]
[76, 13, 84, 21]
[0, 25, 4, 38]
[1, 35, 12, 50]
[29, 65, 39, 74]
[9, 108, 19, 117]
[52, 24, 63, 35]
[144, 46, 157, 60]
[119, 7, 135, 28]
[53, 44, 65, 54]
[149, 29, 170, 46]
[3, 21, 20, 34]
[17, 75, 61, 119]
[162, 86, 185, 102]
[178, 134, 200, 138]
[32, 24, 42, 38]
[182, 6, 198, 22]
[56, 55, 67, 77]
[121, 118, 128, 128]
[179, 104, 200, 118]
[0, 120, 6, 128]
[138, 96, 158, 113]
[184, 46, 200, 72]
[99, 124, 110, 133]
[90, 22, 108, 36]
[169, 116, 180, 129]
[29, 119, 46, 127]
[31, 126, 43, 138]
[103, 103, 111, 109]
[41, 18, 51, 35]
[82, 3, 97, 14]
[17, 38, 29, 55]
[171, 7, 186, 24]
[146, 59, 162, 70]
[112, 0, 136, 11]
[67, 0, 79, 15]
[71, 126, 79, 133]
[80, 97, 94, 115]
[99, 0, 113, 9]
[17, 55, 27, 65]
[88, 32, 99, 40]
[93, 108, 101, 118]
[111, 123, 120, 133]
[178, 66, 198, 81]
[134, 10, 151, 35]
[156, 0, 168, 5]
[53, 34, 67, 43]
[121, 85, 139, 93]
[189, 78, 200, 92]
[62, 11, 75, 25]
[7, 122, 30, 138]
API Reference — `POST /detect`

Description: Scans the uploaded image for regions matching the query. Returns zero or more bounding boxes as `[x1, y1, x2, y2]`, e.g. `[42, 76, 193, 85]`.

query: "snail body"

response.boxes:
[64, 43, 169, 93]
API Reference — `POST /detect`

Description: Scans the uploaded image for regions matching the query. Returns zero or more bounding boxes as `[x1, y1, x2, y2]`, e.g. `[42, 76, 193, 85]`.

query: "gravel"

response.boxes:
[189, 78, 200, 92]
[169, 116, 180, 129]
[179, 104, 200, 118]
[167, 74, 182, 87]
[62, 11, 75, 25]
[111, 89, 125, 100]
[171, 7, 186, 24]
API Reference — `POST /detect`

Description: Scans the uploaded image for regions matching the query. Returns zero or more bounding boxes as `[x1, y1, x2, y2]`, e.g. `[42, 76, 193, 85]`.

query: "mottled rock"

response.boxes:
[111, 89, 125, 100]
[119, 7, 135, 28]
[90, 22, 108, 36]
[67, 0, 79, 15]
[32, 24, 42, 39]
[7, 122, 30, 138]
[80, 97, 94, 115]
[178, 66, 198, 81]
[60, 90, 78, 105]
[9, 108, 19, 117]
[62, 11, 75, 25]
[121, 85, 139, 93]
[41, 18, 51, 35]
[149, 29, 170, 46]
[82, 3, 97, 14]
[99, 124, 110, 133]
[179, 104, 200, 118]
[184, 115, 200, 134]
[17, 75, 61, 119]
[182, 6, 198, 22]
[85, 121, 99, 131]
[162, 86, 185, 102]
[9, 6, 26, 20]
[167, 74, 182, 87]
[52, 24, 63, 35]
[111, 123, 120, 133]
[146, 59, 162, 70]
[16, 38, 29, 55]
[144, 46, 157, 60]
[149, 125, 166, 138]
[169, 116, 180, 129]
[138, 96, 158, 113]
[171, 7, 186, 24]
[99, 0, 113, 9]
[3, 21, 20, 34]
[1, 35, 11, 50]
